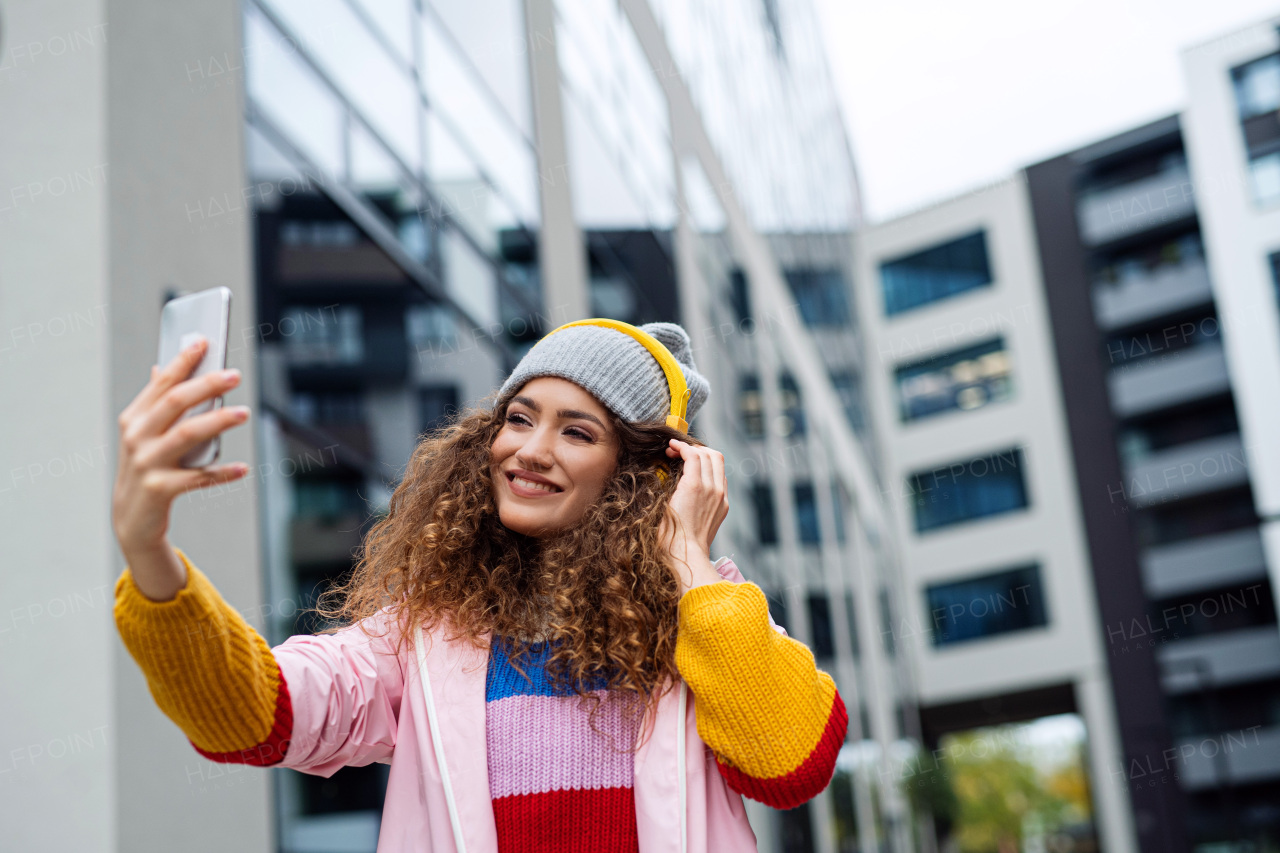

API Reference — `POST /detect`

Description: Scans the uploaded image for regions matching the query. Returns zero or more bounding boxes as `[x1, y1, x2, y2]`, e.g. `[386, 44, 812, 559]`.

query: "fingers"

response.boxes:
[141, 462, 249, 502]
[668, 439, 727, 497]
[122, 337, 207, 425]
[143, 405, 250, 469]
[124, 364, 240, 448]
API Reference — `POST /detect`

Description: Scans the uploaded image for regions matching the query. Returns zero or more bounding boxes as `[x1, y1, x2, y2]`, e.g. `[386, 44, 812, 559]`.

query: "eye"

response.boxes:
[505, 412, 530, 427]
[565, 426, 594, 442]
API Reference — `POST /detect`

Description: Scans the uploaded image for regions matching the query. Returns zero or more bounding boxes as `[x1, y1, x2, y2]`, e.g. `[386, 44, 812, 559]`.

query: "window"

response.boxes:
[784, 268, 852, 327]
[294, 478, 367, 521]
[807, 594, 834, 659]
[779, 372, 806, 437]
[1117, 395, 1238, 466]
[925, 564, 1049, 647]
[751, 481, 778, 545]
[793, 481, 821, 545]
[1133, 484, 1258, 548]
[1102, 307, 1218, 369]
[406, 302, 455, 352]
[1233, 52, 1280, 120]
[1230, 53, 1280, 205]
[739, 374, 764, 439]
[908, 447, 1029, 533]
[289, 390, 364, 426]
[1092, 231, 1204, 291]
[282, 304, 364, 365]
[895, 338, 1013, 422]
[729, 269, 753, 326]
[880, 230, 992, 316]
[419, 385, 459, 435]
[1149, 578, 1276, 641]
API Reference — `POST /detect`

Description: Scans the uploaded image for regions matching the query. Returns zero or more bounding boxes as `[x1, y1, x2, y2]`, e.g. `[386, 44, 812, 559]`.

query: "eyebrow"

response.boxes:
[510, 395, 608, 432]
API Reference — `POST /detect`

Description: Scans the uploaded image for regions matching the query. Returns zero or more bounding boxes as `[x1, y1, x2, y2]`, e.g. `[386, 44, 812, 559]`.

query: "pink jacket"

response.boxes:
[273, 556, 782, 852]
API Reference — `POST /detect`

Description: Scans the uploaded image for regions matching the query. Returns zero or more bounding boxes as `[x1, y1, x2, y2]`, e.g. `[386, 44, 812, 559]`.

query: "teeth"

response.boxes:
[512, 476, 559, 493]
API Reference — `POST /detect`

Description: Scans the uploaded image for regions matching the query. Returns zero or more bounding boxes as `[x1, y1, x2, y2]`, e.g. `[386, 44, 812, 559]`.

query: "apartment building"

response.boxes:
[1024, 24, 1280, 847]
[855, 177, 1138, 853]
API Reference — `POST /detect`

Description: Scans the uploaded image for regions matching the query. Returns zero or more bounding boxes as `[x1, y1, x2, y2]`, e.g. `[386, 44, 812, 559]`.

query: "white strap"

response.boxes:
[415, 628, 467, 853]
[677, 681, 688, 853]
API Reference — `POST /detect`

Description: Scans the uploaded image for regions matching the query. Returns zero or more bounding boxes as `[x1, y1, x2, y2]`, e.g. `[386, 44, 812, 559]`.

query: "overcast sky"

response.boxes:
[813, 0, 1280, 224]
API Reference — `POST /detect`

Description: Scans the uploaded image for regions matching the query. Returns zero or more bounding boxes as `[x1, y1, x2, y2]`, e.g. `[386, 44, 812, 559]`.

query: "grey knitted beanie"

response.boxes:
[496, 320, 710, 428]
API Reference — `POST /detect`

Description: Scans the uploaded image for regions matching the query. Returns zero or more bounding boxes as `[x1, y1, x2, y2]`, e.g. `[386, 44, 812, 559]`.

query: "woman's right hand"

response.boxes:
[111, 335, 252, 600]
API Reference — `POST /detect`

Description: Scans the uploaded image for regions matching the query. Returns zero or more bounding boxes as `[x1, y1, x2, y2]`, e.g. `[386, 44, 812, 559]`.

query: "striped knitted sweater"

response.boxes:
[485, 636, 641, 851]
[113, 547, 847, 832]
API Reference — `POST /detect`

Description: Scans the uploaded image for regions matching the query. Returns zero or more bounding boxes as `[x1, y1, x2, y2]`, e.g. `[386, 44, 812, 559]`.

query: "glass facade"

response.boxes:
[880, 230, 993, 316]
[648, 0, 861, 232]
[908, 447, 1029, 533]
[894, 337, 1013, 422]
[925, 564, 1049, 647]
[785, 268, 853, 327]
[240, 0, 912, 850]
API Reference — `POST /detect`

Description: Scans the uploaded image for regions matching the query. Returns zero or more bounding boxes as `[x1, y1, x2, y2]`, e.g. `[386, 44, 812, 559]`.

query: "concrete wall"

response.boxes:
[0, 0, 272, 849]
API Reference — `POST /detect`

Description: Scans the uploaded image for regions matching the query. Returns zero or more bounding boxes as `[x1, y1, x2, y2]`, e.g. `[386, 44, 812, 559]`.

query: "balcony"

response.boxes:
[1122, 432, 1249, 509]
[1091, 258, 1214, 330]
[1107, 341, 1230, 418]
[1159, 626, 1280, 694]
[1076, 163, 1196, 245]
[1141, 527, 1268, 600]
[1175, 724, 1280, 791]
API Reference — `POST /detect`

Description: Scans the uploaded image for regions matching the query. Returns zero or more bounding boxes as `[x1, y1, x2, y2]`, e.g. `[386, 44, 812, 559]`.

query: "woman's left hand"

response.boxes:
[660, 438, 731, 596]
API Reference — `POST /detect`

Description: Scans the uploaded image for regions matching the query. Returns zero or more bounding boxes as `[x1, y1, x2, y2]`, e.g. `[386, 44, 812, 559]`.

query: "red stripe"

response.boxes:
[714, 688, 848, 810]
[493, 786, 639, 853]
[191, 666, 293, 767]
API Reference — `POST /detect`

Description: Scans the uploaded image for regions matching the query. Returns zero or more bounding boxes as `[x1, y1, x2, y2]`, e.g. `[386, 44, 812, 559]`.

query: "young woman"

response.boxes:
[112, 318, 847, 853]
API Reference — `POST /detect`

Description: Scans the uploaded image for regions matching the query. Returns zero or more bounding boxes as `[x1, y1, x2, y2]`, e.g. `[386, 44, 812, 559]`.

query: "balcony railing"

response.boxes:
[1174, 723, 1280, 791]
[1159, 625, 1280, 694]
[1141, 526, 1267, 600]
[1076, 163, 1196, 245]
[1091, 258, 1214, 330]
[1107, 340, 1230, 418]
[1121, 431, 1248, 509]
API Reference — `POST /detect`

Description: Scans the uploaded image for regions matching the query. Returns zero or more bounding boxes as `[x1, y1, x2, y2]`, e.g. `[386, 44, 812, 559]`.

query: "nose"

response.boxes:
[514, 422, 556, 470]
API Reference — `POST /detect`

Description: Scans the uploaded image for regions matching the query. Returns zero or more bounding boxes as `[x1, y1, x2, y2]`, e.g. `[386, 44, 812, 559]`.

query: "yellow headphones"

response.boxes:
[540, 318, 692, 434]
[538, 318, 691, 483]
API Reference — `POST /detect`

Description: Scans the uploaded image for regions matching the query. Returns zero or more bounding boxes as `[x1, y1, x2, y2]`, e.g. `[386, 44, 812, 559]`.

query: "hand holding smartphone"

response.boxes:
[156, 287, 233, 467]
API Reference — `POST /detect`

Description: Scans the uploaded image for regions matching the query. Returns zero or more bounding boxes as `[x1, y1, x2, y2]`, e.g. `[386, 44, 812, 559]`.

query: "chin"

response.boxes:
[498, 509, 554, 539]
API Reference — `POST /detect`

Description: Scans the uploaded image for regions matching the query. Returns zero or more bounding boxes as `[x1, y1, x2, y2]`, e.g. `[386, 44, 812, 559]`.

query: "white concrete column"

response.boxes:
[1078, 671, 1141, 853]
[521, 0, 589, 321]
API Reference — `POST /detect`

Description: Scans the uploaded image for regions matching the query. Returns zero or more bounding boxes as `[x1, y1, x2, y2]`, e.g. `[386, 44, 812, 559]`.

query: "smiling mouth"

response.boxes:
[507, 472, 563, 494]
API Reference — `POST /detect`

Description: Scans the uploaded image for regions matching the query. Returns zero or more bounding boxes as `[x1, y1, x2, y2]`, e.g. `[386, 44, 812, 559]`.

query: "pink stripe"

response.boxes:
[486, 691, 640, 799]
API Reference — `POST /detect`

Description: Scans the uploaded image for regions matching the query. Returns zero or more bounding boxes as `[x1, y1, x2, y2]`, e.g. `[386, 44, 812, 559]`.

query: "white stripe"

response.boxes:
[416, 628, 467, 853]
[678, 680, 687, 853]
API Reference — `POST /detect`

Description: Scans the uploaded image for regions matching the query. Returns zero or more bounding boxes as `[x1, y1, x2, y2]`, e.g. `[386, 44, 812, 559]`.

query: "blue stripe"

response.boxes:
[486, 636, 611, 701]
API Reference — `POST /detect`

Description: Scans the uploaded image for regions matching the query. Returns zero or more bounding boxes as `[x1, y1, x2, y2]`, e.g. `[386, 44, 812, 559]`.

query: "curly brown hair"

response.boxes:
[313, 389, 703, 737]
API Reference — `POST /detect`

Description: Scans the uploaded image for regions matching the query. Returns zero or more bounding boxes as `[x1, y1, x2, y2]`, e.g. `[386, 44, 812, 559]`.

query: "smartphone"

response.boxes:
[157, 287, 233, 468]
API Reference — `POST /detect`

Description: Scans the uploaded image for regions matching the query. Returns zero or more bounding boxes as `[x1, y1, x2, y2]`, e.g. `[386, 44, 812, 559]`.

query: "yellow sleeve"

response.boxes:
[675, 580, 847, 809]
[113, 547, 292, 764]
